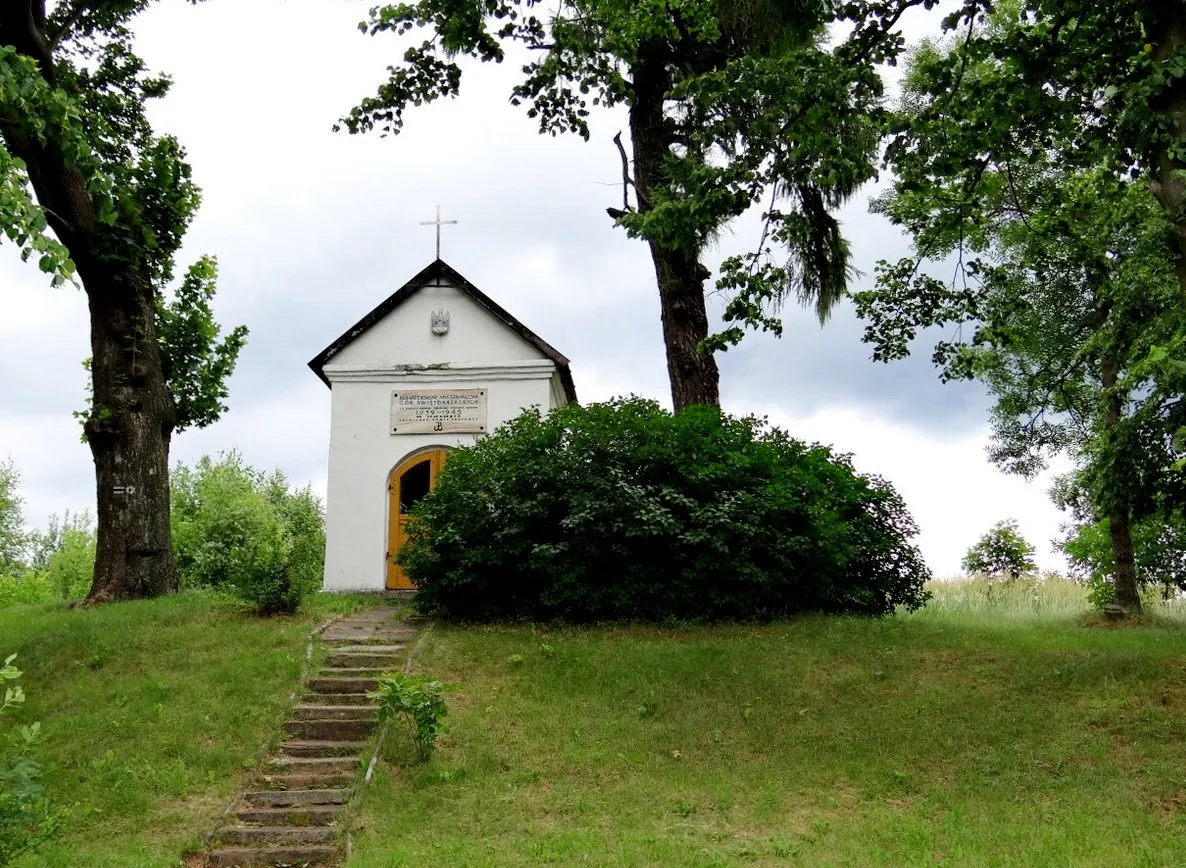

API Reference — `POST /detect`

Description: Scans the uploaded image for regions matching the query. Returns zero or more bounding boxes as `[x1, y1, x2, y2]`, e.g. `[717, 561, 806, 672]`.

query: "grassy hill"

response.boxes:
[0, 591, 374, 867]
[346, 582, 1186, 867]
[3, 581, 1186, 866]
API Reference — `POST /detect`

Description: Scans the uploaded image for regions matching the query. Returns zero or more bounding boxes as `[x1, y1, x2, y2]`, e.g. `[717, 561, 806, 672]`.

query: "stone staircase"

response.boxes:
[198, 608, 415, 867]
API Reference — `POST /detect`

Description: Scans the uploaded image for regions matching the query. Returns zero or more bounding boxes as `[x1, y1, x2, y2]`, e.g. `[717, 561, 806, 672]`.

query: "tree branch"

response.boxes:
[46, 0, 87, 50]
[611, 130, 637, 212]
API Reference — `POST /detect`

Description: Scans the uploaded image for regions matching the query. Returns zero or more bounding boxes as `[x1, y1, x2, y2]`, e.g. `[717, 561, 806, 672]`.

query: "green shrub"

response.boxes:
[0, 574, 55, 611]
[1, 655, 59, 865]
[171, 452, 325, 615]
[0, 508, 96, 608]
[962, 519, 1037, 581]
[399, 399, 931, 621]
[28, 512, 96, 601]
[369, 672, 455, 763]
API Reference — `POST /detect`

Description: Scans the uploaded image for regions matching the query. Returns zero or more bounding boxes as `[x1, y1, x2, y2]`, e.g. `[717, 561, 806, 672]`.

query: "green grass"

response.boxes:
[348, 582, 1186, 867]
[6, 580, 1186, 866]
[0, 590, 384, 867]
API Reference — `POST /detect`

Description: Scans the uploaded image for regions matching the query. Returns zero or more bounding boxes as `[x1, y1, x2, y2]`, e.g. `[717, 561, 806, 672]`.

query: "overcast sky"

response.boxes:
[0, 0, 1071, 577]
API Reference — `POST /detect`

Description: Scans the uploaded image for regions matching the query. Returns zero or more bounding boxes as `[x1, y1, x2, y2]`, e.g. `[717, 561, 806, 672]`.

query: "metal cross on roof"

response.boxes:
[419, 205, 457, 259]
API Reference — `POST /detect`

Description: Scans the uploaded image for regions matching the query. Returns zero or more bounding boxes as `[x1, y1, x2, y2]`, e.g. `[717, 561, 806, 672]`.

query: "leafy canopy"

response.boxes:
[962, 519, 1037, 580]
[856, 9, 1186, 611]
[342, 0, 939, 346]
[0, 1, 244, 432]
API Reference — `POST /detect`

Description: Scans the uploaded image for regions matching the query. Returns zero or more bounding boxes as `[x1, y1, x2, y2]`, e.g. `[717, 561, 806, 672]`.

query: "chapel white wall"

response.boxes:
[329, 281, 547, 368]
[319, 276, 563, 592]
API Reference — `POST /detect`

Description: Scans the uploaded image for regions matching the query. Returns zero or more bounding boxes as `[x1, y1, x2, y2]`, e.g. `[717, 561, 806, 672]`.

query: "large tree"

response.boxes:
[865, 0, 1186, 296]
[859, 23, 1186, 614]
[0, 3, 245, 603]
[341, 0, 925, 410]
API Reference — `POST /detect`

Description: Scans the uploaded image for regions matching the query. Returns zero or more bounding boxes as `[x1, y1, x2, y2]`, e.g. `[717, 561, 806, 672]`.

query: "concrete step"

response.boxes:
[234, 804, 344, 826]
[278, 740, 366, 758]
[324, 644, 406, 654]
[216, 826, 336, 846]
[327, 633, 417, 646]
[317, 667, 391, 678]
[265, 755, 359, 775]
[300, 692, 374, 706]
[325, 651, 403, 668]
[291, 704, 379, 721]
[306, 677, 379, 694]
[242, 788, 351, 808]
[204, 844, 337, 866]
[283, 719, 376, 741]
[257, 771, 355, 791]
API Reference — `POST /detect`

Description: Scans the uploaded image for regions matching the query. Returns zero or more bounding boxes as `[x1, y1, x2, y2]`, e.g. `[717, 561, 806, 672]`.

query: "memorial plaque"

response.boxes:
[390, 388, 487, 434]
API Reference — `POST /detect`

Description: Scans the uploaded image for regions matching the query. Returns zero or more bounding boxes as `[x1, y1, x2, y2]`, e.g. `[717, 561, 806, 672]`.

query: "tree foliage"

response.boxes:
[962, 519, 1036, 580]
[28, 512, 97, 601]
[170, 452, 325, 615]
[855, 9, 1186, 613]
[0, 461, 26, 579]
[0, 2, 247, 602]
[343, 0, 938, 408]
[1061, 511, 1186, 603]
[400, 398, 931, 622]
[156, 256, 248, 433]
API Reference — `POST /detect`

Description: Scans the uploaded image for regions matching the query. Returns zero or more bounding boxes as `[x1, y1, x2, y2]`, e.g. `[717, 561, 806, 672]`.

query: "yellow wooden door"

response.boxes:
[387, 449, 448, 590]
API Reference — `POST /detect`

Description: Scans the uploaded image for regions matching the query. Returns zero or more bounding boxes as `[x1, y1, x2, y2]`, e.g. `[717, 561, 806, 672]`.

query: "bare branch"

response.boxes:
[612, 130, 635, 211]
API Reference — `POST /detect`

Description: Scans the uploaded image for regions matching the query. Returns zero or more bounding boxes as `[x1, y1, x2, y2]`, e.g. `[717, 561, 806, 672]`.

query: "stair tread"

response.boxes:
[235, 805, 344, 815]
[243, 788, 351, 806]
[267, 756, 359, 768]
[216, 826, 336, 844]
[204, 844, 337, 866]
[234, 804, 344, 826]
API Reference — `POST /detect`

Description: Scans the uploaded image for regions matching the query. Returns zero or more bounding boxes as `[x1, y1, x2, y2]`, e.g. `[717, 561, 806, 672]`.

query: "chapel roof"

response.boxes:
[307, 258, 577, 403]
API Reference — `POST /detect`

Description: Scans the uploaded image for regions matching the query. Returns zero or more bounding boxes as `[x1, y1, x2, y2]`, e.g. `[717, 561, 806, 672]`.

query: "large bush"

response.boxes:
[399, 399, 931, 621]
[171, 452, 325, 614]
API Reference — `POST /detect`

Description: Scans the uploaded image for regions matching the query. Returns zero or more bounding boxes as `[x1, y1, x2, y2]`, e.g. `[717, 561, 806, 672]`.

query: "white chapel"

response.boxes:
[308, 258, 577, 592]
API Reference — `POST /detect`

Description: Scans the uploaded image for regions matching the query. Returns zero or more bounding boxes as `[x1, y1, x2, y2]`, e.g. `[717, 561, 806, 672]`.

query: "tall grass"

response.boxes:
[911, 575, 1186, 623]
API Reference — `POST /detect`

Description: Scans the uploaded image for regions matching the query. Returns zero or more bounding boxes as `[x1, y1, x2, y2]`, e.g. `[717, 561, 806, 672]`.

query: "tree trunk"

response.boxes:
[1101, 352, 1142, 614]
[1149, 4, 1186, 298]
[1108, 505, 1141, 613]
[84, 271, 179, 603]
[627, 49, 721, 411]
[0, 6, 179, 602]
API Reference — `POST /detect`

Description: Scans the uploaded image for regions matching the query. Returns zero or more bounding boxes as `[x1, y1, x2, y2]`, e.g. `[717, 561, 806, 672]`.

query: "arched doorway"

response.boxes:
[386, 448, 449, 590]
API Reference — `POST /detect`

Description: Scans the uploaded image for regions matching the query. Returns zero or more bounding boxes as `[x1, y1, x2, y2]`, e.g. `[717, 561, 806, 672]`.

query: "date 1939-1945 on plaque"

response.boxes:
[390, 388, 487, 435]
